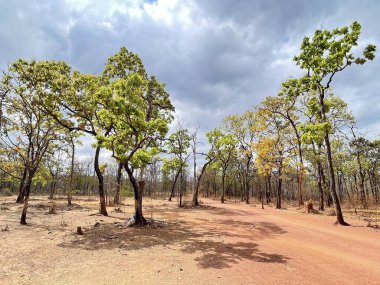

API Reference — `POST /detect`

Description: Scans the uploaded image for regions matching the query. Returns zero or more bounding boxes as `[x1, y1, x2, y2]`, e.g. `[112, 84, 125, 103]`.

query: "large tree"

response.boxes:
[1, 60, 68, 224]
[42, 69, 111, 215]
[100, 47, 174, 225]
[294, 21, 376, 225]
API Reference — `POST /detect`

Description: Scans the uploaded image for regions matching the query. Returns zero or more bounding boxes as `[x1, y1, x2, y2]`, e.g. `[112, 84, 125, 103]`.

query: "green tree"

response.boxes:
[294, 21, 376, 225]
[164, 128, 191, 205]
[256, 103, 295, 209]
[1, 59, 68, 224]
[100, 47, 174, 225]
[207, 128, 237, 203]
[42, 68, 112, 215]
[223, 111, 256, 204]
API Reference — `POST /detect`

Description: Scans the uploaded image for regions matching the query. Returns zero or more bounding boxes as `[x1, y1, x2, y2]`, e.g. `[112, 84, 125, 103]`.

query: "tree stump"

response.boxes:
[77, 226, 84, 235]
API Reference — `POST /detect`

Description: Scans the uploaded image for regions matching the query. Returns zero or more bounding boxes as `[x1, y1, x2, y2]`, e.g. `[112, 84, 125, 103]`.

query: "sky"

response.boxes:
[1, 0, 379, 160]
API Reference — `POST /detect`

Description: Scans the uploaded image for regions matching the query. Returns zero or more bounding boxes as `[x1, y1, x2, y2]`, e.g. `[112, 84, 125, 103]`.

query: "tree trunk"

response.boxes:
[20, 172, 34, 225]
[68, 140, 75, 206]
[359, 172, 367, 208]
[276, 160, 283, 209]
[325, 133, 348, 225]
[319, 92, 348, 225]
[124, 165, 147, 226]
[245, 159, 250, 204]
[192, 141, 197, 204]
[192, 159, 212, 206]
[317, 163, 324, 211]
[94, 146, 108, 216]
[179, 170, 184, 207]
[221, 169, 226, 203]
[297, 168, 304, 206]
[114, 162, 123, 204]
[49, 174, 56, 200]
[266, 175, 272, 204]
[16, 167, 28, 203]
[168, 168, 181, 201]
[288, 115, 304, 206]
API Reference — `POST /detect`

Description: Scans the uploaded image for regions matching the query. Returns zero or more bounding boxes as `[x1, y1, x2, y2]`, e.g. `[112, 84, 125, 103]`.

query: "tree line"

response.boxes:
[0, 21, 377, 226]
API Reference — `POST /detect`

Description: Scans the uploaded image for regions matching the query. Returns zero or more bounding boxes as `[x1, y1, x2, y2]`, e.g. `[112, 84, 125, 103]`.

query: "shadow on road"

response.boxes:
[58, 203, 289, 269]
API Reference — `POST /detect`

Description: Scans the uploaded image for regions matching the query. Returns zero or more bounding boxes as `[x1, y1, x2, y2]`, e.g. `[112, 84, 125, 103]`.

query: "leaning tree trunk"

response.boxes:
[94, 146, 108, 216]
[320, 94, 348, 225]
[20, 171, 34, 225]
[16, 167, 28, 203]
[124, 165, 147, 226]
[193, 160, 212, 206]
[325, 134, 349, 225]
[168, 168, 181, 201]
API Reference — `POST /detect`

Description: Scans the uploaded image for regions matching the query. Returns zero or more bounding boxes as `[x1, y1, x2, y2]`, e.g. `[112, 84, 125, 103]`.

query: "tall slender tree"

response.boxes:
[294, 21, 376, 225]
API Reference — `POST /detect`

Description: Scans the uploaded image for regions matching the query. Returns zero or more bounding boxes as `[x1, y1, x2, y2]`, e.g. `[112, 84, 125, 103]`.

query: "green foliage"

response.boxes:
[300, 122, 331, 145]
[294, 21, 376, 85]
[121, 184, 134, 197]
[207, 128, 237, 171]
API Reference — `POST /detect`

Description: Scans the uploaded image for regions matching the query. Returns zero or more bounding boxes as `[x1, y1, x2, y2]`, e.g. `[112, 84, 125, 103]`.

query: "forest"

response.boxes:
[1, 19, 379, 285]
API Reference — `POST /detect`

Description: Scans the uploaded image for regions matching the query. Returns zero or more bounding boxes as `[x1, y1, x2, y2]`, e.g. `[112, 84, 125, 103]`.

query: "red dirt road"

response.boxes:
[0, 196, 379, 284]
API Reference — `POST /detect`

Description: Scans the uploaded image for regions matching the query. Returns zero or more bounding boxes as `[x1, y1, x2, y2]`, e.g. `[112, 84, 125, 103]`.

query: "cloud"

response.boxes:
[1, 0, 379, 156]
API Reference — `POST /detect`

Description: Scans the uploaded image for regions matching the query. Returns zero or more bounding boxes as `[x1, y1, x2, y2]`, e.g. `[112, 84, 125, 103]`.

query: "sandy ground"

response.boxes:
[0, 195, 379, 285]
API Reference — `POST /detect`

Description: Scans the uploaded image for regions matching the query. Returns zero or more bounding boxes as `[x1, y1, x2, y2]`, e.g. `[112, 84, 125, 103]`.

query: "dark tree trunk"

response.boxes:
[179, 171, 184, 207]
[324, 133, 348, 225]
[124, 165, 147, 226]
[20, 171, 34, 225]
[94, 146, 108, 216]
[359, 172, 367, 208]
[287, 114, 304, 206]
[192, 159, 212, 206]
[276, 160, 283, 209]
[266, 175, 272, 204]
[319, 92, 348, 225]
[168, 168, 181, 201]
[245, 161, 250, 204]
[240, 174, 244, 202]
[221, 169, 226, 203]
[68, 140, 75, 206]
[297, 168, 304, 206]
[16, 167, 28, 203]
[114, 162, 123, 204]
[317, 163, 324, 211]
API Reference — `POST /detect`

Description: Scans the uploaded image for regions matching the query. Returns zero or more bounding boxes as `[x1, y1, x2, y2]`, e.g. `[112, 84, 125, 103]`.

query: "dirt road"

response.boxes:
[0, 196, 379, 284]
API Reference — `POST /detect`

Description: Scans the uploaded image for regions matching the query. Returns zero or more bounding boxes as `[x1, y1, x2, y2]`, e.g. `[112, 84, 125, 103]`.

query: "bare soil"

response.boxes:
[0, 196, 379, 285]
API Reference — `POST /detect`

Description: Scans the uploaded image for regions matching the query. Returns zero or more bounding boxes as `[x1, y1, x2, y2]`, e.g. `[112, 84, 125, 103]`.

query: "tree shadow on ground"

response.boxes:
[59, 216, 289, 269]
[154, 203, 254, 217]
[181, 240, 288, 269]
